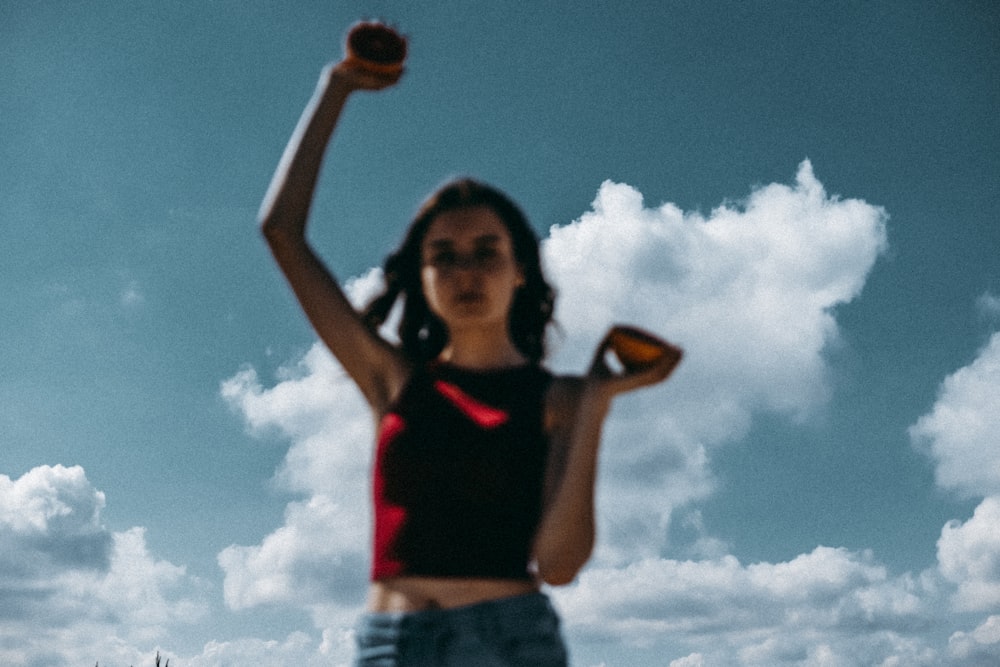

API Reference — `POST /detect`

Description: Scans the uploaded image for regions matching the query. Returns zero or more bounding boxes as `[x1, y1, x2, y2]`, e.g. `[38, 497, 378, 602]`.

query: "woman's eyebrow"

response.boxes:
[426, 234, 503, 249]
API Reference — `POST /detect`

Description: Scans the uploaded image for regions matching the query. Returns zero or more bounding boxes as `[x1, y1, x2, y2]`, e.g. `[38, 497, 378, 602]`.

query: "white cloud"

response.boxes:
[218, 495, 368, 611]
[909, 314, 1000, 641]
[218, 343, 374, 628]
[543, 160, 887, 557]
[910, 332, 1000, 497]
[937, 496, 1000, 612]
[0, 463, 107, 547]
[553, 547, 940, 665]
[0, 466, 208, 666]
[183, 631, 354, 667]
[545, 160, 887, 416]
[949, 615, 1000, 665]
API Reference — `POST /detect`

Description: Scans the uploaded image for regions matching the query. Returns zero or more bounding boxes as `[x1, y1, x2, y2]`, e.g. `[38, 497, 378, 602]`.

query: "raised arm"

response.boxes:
[533, 330, 682, 586]
[259, 63, 407, 412]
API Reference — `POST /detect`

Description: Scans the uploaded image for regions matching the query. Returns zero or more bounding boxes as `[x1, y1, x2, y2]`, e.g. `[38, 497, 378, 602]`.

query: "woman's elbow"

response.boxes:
[534, 542, 594, 586]
[259, 214, 283, 243]
[259, 216, 302, 252]
[538, 564, 581, 587]
[258, 201, 302, 245]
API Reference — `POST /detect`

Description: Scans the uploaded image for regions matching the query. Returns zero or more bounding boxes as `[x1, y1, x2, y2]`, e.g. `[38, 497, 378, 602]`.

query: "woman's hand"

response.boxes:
[586, 327, 683, 399]
[326, 59, 403, 94]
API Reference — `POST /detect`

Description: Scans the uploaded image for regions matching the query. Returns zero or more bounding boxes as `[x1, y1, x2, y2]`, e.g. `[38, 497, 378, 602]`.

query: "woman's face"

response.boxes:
[420, 206, 525, 332]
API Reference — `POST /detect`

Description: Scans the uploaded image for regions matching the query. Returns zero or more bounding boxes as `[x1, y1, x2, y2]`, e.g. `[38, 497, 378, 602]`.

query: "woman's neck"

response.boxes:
[438, 330, 527, 370]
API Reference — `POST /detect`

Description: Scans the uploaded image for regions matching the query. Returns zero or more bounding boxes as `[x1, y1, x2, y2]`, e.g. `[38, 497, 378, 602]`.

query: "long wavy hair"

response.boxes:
[362, 178, 555, 364]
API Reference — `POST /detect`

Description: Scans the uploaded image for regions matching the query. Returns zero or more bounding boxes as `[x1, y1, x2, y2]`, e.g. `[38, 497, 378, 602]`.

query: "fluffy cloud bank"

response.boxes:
[0, 465, 207, 666]
[544, 160, 887, 417]
[542, 160, 888, 560]
[910, 332, 1000, 498]
[219, 327, 374, 621]
[216, 273, 394, 658]
[904, 325, 1000, 666]
[555, 546, 939, 666]
[938, 497, 1000, 613]
[909, 330, 1000, 662]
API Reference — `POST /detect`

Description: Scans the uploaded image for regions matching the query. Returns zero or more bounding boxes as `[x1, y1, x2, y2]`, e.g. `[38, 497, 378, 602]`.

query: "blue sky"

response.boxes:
[3, 1, 999, 665]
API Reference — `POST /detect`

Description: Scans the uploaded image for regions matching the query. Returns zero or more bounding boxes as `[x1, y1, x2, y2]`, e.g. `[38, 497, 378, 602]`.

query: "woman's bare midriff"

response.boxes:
[367, 577, 539, 612]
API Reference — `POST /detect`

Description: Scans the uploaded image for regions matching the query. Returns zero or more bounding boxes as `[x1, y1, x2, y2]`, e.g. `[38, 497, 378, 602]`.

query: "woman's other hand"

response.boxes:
[586, 326, 683, 397]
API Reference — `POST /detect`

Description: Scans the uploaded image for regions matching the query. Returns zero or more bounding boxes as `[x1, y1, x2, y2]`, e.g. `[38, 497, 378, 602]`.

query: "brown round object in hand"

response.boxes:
[345, 22, 407, 74]
[608, 325, 671, 370]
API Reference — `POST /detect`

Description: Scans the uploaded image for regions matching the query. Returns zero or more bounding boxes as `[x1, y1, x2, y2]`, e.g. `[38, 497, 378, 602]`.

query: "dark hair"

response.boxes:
[362, 178, 555, 364]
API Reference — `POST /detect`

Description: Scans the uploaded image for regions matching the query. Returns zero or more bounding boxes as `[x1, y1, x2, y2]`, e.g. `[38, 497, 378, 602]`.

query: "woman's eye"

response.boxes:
[431, 252, 457, 267]
[426, 246, 504, 270]
[474, 248, 499, 262]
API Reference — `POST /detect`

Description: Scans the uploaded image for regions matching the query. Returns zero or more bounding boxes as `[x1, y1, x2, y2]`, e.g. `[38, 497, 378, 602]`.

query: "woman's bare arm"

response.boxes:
[259, 63, 407, 412]
[532, 377, 606, 586]
[533, 334, 682, 586]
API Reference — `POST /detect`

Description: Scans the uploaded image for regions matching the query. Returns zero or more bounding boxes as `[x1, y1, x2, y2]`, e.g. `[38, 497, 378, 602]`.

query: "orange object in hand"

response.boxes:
[607, 325, 675, 371]
[344, 21, 407, 74]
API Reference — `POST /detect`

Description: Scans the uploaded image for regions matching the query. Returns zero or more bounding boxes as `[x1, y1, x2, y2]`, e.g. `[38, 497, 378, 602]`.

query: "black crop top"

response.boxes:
[371, 361, 553, 581]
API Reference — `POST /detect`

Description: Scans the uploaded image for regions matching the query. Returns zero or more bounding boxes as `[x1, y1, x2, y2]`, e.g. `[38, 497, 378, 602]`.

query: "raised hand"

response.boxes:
[587, 325, 683, 396]
[330, 21, 406, 93]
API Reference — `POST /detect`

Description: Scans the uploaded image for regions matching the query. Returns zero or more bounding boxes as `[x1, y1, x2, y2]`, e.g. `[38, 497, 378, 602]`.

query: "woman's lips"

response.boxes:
[456, 290, 484, 304]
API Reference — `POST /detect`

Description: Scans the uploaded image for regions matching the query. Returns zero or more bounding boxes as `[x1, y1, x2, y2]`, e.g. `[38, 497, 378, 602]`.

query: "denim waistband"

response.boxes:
[354, 591, 567, 666]
[365, 591, 552, 629]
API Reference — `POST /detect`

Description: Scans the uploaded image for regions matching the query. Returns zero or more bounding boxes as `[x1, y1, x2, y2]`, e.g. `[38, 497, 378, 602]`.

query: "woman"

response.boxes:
[259, 53, 681, 667]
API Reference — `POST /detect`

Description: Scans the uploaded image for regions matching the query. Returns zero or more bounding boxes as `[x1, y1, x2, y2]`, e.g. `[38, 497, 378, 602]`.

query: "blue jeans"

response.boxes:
[353, 592, 568, 666]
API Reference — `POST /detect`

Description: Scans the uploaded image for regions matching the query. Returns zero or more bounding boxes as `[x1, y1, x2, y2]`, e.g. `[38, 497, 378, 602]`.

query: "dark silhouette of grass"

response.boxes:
[95, 650, 169, 667]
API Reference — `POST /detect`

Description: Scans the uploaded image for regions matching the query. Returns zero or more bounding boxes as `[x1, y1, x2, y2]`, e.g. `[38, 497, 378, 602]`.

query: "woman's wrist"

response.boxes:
[319, 65, 355, 101]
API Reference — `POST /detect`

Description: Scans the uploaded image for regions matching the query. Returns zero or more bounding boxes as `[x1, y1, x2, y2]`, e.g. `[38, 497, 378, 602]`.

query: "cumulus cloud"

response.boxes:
[218, 273, 385, 630]
[0, 465, 207, 666]
[542, 160, 887, 558]
[218, 341, 374, 615]
[183, 630, 356, 667]
[910, 332, 1000, 497]
[553, 547, 939, 665]
[544, 160, 887, 414]
[220, 344, 372, 496]
[901, 316, 1000, 662]
[949, 615, 1000, 665]
[937, 496, 1000, 612]
[0, 464, 111, 572]
[218, 495, 368, 611]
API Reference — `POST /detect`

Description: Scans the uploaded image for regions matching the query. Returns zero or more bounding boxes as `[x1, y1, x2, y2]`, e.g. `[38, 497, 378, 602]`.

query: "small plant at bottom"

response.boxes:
[94, 650, 169, 667]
